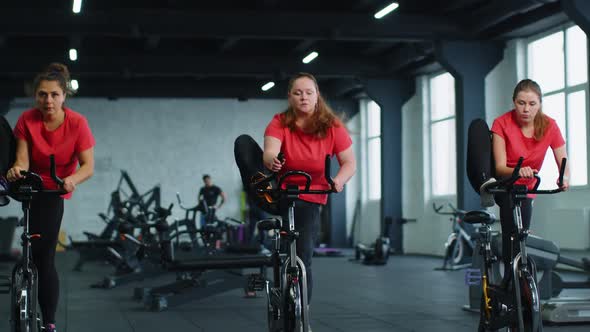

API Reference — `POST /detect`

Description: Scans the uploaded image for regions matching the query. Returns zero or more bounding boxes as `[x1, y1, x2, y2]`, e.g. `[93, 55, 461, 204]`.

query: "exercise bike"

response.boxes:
[352, 217, 391, 265]
[247, 154, 335, 332]
[465, 157, 566, 332]
[433, 202, 477, 270]
[0, 155, 66, 332]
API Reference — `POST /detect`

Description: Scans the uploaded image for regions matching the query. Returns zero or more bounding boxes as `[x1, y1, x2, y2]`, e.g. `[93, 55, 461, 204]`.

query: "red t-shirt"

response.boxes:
[264, 113, 352, 205]
[491, 110, 565, 190]
[14, 107, 95, 199]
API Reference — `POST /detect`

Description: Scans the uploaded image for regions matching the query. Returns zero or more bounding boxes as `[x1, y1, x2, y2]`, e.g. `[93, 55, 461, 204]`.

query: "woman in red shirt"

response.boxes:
[263, 72, 356, 309]
[6, 63, 95, 332]
[491, 78, 569, 284]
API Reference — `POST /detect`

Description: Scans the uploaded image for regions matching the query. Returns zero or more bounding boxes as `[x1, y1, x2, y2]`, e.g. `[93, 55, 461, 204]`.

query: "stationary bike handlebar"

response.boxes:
[482, 157, 567, 195]
[256, 153, 336, 196]
[432, 203, 466, 216]
[0, 155, 67, 199]
[175, 192, 199, 211]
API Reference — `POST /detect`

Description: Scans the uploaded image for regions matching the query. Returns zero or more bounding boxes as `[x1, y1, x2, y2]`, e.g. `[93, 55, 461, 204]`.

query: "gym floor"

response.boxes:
[1, 252, 589, 332]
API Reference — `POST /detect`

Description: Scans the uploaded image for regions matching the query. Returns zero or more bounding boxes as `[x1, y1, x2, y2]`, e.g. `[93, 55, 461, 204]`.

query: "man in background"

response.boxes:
[198, 174, 226, 227]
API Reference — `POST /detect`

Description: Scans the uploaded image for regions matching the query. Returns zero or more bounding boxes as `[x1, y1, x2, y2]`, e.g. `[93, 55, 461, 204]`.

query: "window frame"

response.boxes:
[525, 23, 590, 189]
[427, 71, 457, 197]
[365, 100, 382, 201]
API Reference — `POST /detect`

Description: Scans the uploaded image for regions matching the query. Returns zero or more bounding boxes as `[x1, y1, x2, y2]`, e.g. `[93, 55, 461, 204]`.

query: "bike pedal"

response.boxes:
[501, 304, 509, 313]
[270, 288, 282, 307]
[247, 274, 266, 292]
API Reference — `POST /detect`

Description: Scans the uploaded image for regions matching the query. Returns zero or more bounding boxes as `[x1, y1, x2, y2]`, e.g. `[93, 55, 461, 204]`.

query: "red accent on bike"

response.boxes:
[31, 234, 41, 239]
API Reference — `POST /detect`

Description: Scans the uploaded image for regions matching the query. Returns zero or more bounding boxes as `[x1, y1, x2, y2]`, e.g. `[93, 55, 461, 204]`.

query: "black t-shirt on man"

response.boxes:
[199, 185, 222, 207]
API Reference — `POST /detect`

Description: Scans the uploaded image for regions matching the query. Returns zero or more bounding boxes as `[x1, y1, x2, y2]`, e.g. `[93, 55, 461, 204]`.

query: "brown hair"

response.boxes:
[33, 63, 74, 96]
[281, 72, 343, 138]
[512, 78, 549, 140]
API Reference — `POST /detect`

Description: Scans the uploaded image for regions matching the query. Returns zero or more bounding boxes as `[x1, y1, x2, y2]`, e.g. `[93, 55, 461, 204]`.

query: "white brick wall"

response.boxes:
[1, 97, 284, 241]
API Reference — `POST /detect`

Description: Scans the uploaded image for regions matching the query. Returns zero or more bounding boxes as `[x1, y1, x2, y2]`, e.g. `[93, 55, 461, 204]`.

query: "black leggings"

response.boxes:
[29, 195, 64, 325]
[234, 134, 280, 215]
[496, 194, 532, 281]
[281, 200, 320, 303]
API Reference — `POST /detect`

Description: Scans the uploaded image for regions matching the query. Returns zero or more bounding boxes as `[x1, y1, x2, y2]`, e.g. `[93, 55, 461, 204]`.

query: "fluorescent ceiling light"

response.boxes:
[374, 2, 399, 19]
[73, 0, 82, 14]
[302, 51, 318, 64]
[261, 81, 275, 91]
[70, 79, 79, 91]
[69, 48, 78, 61]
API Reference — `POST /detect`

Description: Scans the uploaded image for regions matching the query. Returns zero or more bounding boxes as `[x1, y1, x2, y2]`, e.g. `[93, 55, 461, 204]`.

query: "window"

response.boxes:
[366, 100, 381, 200]
[527, 25, 588, 188]
[429, 72, 456, 196]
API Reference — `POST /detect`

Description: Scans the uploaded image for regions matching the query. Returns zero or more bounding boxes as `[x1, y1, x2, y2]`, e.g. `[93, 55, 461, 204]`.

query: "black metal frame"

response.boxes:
[0, 155, 65, 332]
[251, 154, 335, 332]
[469, 157, 566, 331]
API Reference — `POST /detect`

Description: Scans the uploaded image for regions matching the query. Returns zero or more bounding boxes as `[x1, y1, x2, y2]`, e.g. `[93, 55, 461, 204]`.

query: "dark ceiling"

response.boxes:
[0, 0, 567, 99]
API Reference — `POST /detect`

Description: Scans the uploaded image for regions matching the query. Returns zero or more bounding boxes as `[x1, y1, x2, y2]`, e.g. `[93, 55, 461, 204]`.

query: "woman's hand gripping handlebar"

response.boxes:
[1, 155, 68, 203]
[479, 157, 567, 207]
[255, 153, 336, 202]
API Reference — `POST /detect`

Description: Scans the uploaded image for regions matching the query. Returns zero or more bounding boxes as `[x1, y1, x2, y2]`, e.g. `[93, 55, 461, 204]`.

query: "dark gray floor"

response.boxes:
[1, 252, 589, 331]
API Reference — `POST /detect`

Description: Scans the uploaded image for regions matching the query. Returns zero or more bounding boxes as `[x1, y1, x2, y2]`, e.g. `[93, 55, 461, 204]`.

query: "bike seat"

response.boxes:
[257, 218, 282, 231]
[463, 210, 497, 225]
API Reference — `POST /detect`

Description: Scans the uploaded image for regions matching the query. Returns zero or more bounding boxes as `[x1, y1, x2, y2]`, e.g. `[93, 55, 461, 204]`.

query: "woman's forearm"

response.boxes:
[12, 139, 30, 171]
[12, 160, 29, 170]
[69, 163, 94, 185]
[334, 160, 356, 185]
[263, 151, 276, 171]
[495, 165, 515, 178]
